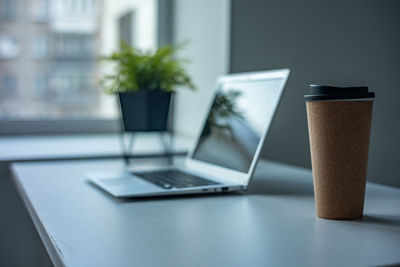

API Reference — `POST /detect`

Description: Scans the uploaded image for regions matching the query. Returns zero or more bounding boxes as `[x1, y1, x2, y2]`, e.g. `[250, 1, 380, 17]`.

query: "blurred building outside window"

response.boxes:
[0, 35, 19, 59]
[32, 34, 49, 59]
[0, 0, 157, 123]
[0, 0, 18, 21]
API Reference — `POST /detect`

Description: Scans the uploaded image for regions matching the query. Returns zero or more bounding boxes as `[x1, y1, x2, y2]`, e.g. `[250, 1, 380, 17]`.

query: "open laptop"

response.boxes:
[89, 69, 290, 197]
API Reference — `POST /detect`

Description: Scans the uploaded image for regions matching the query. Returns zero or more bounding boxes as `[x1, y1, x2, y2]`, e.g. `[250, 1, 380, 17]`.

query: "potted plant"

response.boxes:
[100, 44, 195, 132]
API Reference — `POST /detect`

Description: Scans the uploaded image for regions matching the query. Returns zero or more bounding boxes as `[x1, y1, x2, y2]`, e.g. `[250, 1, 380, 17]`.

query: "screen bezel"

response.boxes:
[185, 69, 290, 186]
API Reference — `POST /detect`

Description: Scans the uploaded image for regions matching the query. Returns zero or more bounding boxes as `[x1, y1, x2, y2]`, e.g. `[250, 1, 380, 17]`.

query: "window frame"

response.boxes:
[0, 0, 172, 135]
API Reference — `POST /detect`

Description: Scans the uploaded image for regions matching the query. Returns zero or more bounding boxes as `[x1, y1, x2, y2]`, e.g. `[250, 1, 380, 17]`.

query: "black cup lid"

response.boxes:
[304, 85, 375, 101]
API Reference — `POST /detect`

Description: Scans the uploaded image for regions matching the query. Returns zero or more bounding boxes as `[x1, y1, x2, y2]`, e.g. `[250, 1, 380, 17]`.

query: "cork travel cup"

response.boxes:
[305, 85, 375, 220]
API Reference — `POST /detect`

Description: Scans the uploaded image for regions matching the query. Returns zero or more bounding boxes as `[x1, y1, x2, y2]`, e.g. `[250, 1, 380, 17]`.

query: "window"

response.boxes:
[32, 35, 49, 59]
[0, 0, 18, 20]
[119, 11, 135, 46]
[31, 0, 49, 22]
[34, 73, 47, 97]
[53, 33, 95, 60]
[0, 35, 19, 59]
[0, 74, 17, 116]
[0, 0, 158, 131]
[0, 74, 17, 97]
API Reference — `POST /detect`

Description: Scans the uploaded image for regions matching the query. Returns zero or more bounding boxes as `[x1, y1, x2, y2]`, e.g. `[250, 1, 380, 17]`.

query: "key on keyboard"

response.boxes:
[132, 169, 220, 190]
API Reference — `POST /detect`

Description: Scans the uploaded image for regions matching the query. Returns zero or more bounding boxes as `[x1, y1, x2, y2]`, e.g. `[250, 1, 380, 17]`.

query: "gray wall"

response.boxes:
[230, 0, 400, 187]
[0, 163, 52, 266]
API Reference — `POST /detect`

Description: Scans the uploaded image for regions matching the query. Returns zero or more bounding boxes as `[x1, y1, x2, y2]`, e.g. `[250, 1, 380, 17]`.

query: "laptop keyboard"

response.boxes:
[132, 169, 220, 190]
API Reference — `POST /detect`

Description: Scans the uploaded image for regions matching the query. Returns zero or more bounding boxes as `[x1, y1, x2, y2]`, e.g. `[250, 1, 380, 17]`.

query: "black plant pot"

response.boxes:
[118, 91, 172, 132]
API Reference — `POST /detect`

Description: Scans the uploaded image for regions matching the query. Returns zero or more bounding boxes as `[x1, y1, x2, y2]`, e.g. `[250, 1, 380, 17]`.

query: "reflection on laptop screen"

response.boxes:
[191, 78, 284, 173]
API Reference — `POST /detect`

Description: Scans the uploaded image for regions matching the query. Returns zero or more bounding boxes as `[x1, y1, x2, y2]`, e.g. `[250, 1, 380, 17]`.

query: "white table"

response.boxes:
[11, 158, 400, 267]
[0, 134, 191, 266]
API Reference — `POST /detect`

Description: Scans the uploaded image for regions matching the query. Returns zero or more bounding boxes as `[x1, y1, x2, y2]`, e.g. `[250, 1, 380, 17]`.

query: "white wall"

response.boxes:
[100, 0, 156, 55]
[173, 0, 230, 139]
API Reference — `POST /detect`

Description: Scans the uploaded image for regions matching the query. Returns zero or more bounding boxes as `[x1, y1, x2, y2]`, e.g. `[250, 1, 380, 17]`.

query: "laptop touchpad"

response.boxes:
[98, 175, 162, 195]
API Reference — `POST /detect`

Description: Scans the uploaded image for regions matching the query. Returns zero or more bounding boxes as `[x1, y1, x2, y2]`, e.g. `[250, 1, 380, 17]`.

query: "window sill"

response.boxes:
[0, 133, 192, 162]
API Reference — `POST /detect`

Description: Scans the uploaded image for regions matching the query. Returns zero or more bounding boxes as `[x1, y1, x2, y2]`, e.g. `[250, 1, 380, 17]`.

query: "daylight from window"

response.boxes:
[0, 0, 156, 119]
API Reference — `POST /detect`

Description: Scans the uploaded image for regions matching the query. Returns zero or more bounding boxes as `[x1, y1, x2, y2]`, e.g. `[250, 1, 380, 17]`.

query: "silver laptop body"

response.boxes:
[88, 69, 290, 197]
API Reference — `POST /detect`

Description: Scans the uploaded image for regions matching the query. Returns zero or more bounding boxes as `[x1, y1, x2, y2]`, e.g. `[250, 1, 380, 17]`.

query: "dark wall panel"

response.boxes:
[230, 0, 400, 187]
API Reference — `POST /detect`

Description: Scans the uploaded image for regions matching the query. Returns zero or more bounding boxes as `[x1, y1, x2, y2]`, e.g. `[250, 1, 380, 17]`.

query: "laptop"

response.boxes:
[89, 69, 290, 197]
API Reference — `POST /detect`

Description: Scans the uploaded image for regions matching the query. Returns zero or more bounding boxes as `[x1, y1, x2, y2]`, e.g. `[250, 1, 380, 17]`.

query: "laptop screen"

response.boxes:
[191, 77, 285, 173]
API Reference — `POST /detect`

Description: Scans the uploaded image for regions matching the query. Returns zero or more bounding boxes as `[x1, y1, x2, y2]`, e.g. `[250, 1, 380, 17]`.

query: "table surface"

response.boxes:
[11, 158, 400, 267]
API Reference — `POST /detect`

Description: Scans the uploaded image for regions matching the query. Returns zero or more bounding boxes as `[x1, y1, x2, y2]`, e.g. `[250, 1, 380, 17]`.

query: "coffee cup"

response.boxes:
[305, 85, 375, 220]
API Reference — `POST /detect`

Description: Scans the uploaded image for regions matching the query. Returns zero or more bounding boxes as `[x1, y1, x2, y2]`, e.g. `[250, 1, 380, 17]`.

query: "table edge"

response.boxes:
[10, 164, 66, 267]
